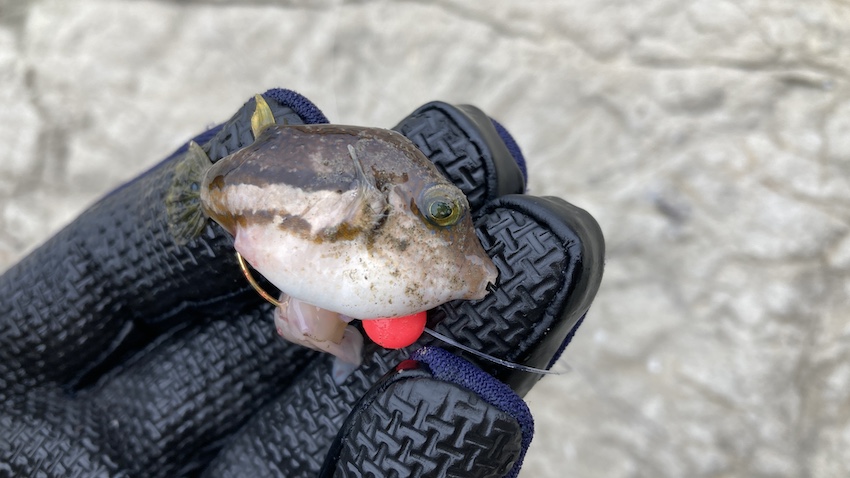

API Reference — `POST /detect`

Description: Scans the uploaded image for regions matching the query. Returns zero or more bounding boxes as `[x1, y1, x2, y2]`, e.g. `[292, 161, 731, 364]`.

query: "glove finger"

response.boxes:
[392, 101, 526, 211]
[397, 100, 604, 393]
[202, 351, 394, 478]
[0, 89, 320, 389]
[319, 348, 530, 478]
[202, 187, 603, 476]
[0, 386, 124, 477]
[428, 193, 605, 396]
[76, 303, 317, 478]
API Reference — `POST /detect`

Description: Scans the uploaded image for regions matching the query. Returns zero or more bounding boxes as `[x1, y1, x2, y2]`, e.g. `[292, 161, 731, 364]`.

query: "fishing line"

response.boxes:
[422, 327, 569, 375]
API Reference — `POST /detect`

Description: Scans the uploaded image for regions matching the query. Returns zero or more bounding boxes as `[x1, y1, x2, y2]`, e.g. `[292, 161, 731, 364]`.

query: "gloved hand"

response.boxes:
[0, 89, 604, 478]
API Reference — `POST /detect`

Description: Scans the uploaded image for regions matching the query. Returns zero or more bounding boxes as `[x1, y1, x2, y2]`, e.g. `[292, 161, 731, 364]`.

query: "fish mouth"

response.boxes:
[461, 253, 499, 300]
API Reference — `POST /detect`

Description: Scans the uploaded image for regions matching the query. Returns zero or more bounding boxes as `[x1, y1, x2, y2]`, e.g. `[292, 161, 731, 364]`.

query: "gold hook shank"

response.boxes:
[236, 252, 282, 308]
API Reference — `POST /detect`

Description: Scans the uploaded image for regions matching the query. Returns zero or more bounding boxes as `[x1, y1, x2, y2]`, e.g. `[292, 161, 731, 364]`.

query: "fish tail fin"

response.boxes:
[166, 141, 213, 245]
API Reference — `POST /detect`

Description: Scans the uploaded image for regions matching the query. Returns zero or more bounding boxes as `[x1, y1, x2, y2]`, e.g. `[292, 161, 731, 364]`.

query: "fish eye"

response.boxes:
[419, 185, 465, 227]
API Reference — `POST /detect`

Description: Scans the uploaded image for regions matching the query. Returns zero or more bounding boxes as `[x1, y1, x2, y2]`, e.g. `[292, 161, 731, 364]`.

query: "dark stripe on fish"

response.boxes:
[204, 125, 440, 195]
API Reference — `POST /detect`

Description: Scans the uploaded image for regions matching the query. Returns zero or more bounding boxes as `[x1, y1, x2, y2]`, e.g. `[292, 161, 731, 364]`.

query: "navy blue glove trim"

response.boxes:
[489, 118, 527, 186]
[262, 87, 330, 125]
[549, 312, 586, 369]
[410, 347, 533, 478]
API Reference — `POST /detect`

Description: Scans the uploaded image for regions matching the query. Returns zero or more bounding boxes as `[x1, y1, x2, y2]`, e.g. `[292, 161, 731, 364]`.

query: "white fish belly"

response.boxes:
[233, 223, 468, 319]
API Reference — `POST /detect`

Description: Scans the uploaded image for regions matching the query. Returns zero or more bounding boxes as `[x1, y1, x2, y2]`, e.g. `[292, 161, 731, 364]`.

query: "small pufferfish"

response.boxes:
[166, 95, 498, 373]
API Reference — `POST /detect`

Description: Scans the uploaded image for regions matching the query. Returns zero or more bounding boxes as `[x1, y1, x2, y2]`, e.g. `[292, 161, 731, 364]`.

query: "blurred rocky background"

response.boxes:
[1, 1, 849, 476]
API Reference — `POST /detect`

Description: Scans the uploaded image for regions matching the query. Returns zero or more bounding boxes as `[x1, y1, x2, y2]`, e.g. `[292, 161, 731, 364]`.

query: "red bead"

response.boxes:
[362, 311, 427, 349]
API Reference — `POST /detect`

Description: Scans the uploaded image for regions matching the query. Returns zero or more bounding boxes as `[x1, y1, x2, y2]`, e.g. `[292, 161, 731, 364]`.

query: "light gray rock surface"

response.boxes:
[1, 1, 849, 476]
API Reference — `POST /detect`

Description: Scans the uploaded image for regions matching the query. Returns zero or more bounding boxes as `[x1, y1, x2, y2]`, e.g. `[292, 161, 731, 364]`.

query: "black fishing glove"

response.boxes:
[0, 89, 604, 478]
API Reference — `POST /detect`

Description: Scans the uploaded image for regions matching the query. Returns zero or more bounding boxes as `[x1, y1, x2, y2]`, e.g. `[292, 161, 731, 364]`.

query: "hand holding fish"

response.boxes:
[0, 90, 604, 477]
[167, 95, 499, 376]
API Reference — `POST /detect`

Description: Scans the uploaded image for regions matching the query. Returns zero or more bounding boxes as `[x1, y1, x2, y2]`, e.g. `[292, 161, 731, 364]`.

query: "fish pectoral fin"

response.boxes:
[297, 145, 389, 241]
[347, 144, 389, 228]
[250, 94, 276, 139]
[307, 188, 387, 241]
[350, 186, 388, 232]
[166, 141, 213, 245]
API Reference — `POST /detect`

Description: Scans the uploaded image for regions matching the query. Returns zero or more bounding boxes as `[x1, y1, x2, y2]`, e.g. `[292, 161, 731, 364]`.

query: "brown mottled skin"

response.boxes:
[201, 124, 471, 248]
[193, 122, 497, 366]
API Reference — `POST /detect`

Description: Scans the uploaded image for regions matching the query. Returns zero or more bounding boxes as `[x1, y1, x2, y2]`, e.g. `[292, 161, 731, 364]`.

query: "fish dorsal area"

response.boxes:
[200, 124, 446, 244]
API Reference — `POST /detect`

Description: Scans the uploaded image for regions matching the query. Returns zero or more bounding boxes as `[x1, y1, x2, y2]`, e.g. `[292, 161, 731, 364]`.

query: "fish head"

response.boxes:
[364, 140, 499, 304]
[199, 124, 498, 318]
